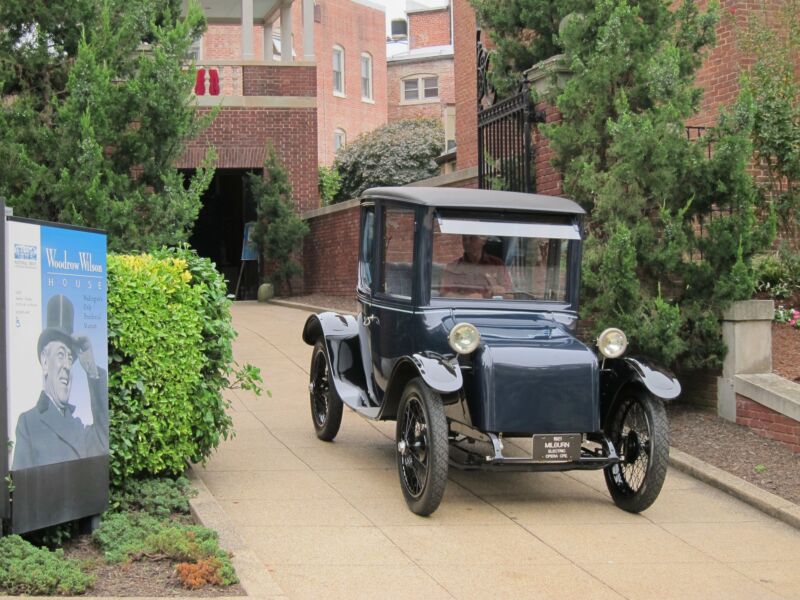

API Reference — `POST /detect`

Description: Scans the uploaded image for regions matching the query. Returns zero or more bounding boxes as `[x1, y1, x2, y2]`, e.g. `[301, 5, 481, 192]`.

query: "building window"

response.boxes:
[402, 75, 439, 103]
[187, 36, 203, 61]
[332, 45, 345, 96]
[334, 128, 346, 152]
[403, 79, 418, 101]
[423, 76, 439, 99]
[360, 52, 373, 101]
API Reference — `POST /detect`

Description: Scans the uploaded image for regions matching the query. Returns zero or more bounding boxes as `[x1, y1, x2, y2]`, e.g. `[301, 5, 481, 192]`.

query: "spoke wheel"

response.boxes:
[604, 389, 669, 513]
[309, 340, 342, 441]
[396, 378, 448, 516]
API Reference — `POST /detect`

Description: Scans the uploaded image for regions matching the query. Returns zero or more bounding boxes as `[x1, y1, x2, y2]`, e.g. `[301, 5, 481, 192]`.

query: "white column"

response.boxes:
[280, 1, 293, 63]
[241, 0, 254, 59]
[263, 22, 273, 61]
[302, 0, 314, 60]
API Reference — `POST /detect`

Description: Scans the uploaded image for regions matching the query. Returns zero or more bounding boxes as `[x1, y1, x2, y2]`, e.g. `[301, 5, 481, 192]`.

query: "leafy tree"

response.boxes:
[473, 0, 775, 369]
[334, 118, 444, 201]
[0, 0, 214, 252]
[248, 148, 309, 293]
[318, 165, 341, 206]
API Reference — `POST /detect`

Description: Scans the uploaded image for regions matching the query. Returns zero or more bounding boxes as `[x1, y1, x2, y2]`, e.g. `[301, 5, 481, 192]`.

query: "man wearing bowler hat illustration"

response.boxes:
[11, 294, 108, 470]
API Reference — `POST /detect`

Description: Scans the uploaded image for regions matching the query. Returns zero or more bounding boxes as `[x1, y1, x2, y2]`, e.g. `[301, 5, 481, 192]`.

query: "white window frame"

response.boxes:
[334, 128, 346, 152]
[401, 74, 439, 105]
[332, 44, 345, 97]
[360, 52, 373, 102]
[187, 36, 203, 61]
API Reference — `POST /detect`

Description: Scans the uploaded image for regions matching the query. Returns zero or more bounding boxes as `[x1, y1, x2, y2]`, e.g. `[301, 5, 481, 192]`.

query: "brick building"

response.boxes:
[178, 0, 318, 294]
[295, 0, 387, 165]
[192, 0, 387, 168]
[178, 0, 388, 293]
[387, 1, 456, 151]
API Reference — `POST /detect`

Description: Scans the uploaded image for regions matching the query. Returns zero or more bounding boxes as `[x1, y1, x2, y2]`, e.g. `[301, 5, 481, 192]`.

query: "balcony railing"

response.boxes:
[193, 62, 244, 97]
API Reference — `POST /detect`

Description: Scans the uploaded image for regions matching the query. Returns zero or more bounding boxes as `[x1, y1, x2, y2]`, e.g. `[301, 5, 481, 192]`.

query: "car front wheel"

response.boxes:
[604, 389, 669, 513]
[396, 378, 448, 516]
[309, 340, 343, 441]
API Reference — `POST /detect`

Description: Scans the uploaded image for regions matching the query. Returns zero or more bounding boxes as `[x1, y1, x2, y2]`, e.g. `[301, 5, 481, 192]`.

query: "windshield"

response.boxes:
[431, 215, 576, 302]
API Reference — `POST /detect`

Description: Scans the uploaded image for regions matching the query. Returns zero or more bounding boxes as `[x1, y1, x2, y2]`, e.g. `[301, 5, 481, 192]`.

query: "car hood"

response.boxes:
[442, 310, 600, 433]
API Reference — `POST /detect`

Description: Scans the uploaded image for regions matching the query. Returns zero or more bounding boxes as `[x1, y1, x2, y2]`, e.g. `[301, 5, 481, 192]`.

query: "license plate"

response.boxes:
[532, 434, 582, 463]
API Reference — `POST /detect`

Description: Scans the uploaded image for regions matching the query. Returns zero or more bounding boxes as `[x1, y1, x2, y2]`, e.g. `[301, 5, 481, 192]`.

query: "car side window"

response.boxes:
[359, 207, 375, 291]
[379, 206, 415, 299]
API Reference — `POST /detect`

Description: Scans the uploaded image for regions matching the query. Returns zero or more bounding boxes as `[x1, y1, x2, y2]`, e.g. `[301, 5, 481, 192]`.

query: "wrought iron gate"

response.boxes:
[477, 33, 537, 193]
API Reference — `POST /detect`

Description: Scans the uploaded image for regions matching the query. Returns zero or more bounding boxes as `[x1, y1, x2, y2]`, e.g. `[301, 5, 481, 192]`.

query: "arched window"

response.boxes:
[334, 128, 346, 152]
[360, 52, 373, 101]
[401, 74, 439, 103]
[332, 45, 345, 96]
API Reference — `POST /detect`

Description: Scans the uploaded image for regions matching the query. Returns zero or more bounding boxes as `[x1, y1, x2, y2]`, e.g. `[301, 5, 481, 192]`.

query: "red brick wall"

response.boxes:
[303, 204, 361, 295]
[689, 0, 744, 127]
[453, 0, 478, 170]
[180, 106, 319, 213]
[533, 102, 563, 196]
[409, 8, 452, 50]
[736, 394, 800, 453]
[242, 65, 316, 96]
[204, 24, 265, 59]
[387, 57, 455, 122]
[296, 0, 388, 165]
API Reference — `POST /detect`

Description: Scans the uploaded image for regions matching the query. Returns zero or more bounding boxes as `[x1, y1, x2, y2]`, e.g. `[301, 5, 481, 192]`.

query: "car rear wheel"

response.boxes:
[396, 378, 448, 516]
[604, 389, 669, 513]
[309, 340, 343, 441]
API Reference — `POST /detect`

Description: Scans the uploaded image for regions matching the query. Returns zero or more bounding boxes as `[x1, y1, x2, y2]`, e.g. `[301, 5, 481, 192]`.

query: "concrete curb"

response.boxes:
[670, 447, 800, 530]
[267, 298, 357, 316]
[187, 466, 289, 599]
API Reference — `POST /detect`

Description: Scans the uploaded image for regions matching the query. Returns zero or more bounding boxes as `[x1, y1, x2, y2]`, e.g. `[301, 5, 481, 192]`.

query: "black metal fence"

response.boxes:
[478, 88, 535, 193]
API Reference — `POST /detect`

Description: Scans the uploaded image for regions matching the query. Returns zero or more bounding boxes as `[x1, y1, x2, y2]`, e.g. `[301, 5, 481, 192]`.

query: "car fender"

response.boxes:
[380, 353, 463, 420]
[601, 356, 681, 420]
[302, 312, 370, 410]
[302, 311, 359, 345]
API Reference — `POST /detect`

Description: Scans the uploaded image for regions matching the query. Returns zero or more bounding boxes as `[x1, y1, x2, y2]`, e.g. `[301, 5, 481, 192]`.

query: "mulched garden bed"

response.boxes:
[668, 402, 800, 505]
[63, 537, 245, 597]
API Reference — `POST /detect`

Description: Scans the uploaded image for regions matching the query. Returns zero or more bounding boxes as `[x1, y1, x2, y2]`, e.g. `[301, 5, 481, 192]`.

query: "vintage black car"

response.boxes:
[302, 187, 680, 516]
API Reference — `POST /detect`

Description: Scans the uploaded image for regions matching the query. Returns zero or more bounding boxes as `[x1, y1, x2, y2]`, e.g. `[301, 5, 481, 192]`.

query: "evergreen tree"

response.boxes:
[0, 0, 214, 252]
[473, 0, 775, 369]
[248, 148, 309, 293]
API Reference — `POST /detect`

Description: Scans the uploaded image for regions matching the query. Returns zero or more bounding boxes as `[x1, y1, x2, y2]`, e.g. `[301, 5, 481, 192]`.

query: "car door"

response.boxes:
[356, 203, 379, 404]
[364, 202, 417, 402]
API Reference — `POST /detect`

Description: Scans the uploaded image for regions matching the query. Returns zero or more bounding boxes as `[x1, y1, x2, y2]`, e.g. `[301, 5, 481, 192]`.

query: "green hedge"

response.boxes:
[107, 247, 258, 487]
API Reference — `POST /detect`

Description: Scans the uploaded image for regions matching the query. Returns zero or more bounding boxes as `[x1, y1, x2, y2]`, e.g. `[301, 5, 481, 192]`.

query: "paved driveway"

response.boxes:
[195, 302, 800, 600]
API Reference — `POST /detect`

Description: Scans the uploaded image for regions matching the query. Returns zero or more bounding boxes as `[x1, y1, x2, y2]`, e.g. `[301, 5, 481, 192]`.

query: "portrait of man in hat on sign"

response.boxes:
[11, 294, 108, 470]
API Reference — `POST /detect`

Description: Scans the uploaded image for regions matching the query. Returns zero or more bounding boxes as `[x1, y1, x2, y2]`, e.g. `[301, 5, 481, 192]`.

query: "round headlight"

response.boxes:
[597, 328, 628, 359]
[448, 322, 481, 354]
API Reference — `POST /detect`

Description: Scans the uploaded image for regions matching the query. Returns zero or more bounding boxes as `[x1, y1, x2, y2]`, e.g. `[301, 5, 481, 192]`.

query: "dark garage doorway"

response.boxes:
[186, 168, 260, 299]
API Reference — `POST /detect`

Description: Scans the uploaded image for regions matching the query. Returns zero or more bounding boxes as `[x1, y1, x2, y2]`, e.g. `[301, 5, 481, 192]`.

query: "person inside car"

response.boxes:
[439, 235, 512, 298]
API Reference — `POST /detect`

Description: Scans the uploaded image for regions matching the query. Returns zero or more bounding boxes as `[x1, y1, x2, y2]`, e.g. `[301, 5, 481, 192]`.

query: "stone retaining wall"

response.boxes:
[719, 300, 800, 453]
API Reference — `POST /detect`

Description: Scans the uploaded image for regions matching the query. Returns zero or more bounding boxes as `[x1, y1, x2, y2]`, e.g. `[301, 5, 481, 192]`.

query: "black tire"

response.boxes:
[604, 389, 669, 513]
[395, 378, 449, 516]
[309, 340, 343, 441]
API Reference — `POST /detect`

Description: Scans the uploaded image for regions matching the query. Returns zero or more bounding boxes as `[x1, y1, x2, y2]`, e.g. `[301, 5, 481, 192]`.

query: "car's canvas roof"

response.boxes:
[361, 187, 586, 215]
